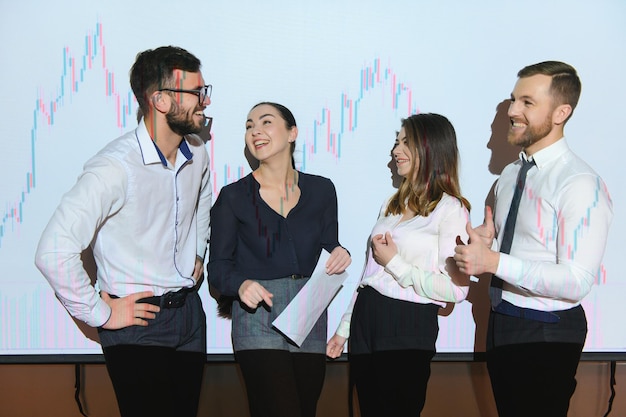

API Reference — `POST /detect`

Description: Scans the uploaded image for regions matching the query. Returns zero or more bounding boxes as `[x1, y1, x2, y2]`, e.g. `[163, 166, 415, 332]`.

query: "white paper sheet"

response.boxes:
[272, 251, 348, 347]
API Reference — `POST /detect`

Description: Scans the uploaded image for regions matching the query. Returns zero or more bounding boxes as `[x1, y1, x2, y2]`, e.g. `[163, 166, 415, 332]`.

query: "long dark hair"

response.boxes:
[386, 113, 470, 217]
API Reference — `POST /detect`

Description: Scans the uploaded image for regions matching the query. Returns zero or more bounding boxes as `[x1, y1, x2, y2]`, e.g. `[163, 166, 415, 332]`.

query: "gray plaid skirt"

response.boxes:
[231, 276, 327, 354]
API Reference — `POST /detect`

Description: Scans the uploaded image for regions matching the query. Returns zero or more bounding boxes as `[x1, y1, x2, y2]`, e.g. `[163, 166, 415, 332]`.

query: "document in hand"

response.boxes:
[272, 251, 348, 347]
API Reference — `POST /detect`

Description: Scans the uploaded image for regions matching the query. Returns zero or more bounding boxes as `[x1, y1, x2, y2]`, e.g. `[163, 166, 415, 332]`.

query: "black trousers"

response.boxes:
[235, 349, 326, 417]
[348, 286, 438, 417]
[103, 345, 205, 417]
[350, 349, 434, 417]
[486, 342, 583, 417]
[99, 292, 206, 417]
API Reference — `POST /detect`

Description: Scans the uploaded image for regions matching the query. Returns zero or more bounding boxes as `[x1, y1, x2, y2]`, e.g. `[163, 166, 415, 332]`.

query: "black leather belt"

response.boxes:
[289, 274, 306, 280]
[135, 287, 196, 309]
[493, 300, 560, 323]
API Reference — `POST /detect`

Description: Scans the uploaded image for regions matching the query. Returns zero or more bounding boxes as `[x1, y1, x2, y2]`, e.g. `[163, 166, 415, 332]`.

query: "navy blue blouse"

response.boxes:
[208, 172, 343, 296]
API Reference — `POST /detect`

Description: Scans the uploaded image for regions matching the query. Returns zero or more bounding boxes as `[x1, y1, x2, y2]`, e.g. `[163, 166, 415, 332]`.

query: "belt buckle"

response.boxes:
[162, 290, 187, 308]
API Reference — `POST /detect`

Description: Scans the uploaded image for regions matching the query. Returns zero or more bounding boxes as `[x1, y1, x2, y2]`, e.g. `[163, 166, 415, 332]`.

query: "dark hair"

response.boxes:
[250, 102, 297, 129]
[249, 102, 297, 167]
[518, 61, 581, 123]
[386, 113, 470, 217]
[130, 46, 202, 114]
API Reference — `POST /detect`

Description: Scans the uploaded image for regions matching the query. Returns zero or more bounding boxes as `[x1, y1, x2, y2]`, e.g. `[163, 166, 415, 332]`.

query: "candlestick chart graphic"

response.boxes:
[1, 18, 420, 251]
[0, 21, 135, 249]
[0, 20, 422, 352]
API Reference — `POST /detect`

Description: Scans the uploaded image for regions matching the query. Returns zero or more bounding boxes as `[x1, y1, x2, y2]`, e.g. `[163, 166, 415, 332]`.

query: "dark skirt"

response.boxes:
[349, 285, 440, 354]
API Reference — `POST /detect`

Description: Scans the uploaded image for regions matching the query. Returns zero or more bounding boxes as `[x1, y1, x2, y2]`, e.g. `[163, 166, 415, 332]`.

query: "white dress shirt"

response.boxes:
[495, 138, 612, 312]
[35, 120, 211, 327]
[336, 193, 470, 338]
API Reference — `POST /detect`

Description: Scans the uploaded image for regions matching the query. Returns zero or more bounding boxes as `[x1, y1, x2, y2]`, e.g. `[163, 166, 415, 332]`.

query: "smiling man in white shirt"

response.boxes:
[35, 46, 212, 417]
[454, 61, 613, 417]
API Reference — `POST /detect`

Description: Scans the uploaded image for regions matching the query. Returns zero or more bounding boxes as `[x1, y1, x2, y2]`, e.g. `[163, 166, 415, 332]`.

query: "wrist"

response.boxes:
[491, 251, 501, 274]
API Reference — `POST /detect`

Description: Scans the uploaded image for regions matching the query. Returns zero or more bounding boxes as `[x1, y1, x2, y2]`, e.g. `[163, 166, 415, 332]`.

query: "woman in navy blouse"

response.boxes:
[208, 102, 351, 417]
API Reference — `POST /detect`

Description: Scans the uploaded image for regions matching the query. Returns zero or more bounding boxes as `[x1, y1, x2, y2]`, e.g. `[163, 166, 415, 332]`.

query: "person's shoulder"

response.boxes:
[82, 130, 137, 172]
[561, 149, 601, 176]
[538, 139, 600, 179]
[559, 152, 610, 197]
[299, 171, 334, 187]
[541, 148, 606, 198]
[439, 192, 461, 203]
[438, 193, 468, 210]
[94, 129, 138, 161]
[300, 172, 338, 198]
[433, 194, 471, 223]
[213, 174, 256, 211]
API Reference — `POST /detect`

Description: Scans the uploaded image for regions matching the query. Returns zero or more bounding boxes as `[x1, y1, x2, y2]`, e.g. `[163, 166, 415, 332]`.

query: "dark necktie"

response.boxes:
[490, 158, 535, 308]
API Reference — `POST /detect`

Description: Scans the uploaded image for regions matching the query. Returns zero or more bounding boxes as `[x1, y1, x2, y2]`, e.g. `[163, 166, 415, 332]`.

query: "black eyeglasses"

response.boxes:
[160, 84, 212, 105]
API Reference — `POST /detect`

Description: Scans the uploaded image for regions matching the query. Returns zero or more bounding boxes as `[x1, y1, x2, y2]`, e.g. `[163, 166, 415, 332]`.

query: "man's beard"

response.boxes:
[507, 114, 552, 149]
[166, 102, 203, 136]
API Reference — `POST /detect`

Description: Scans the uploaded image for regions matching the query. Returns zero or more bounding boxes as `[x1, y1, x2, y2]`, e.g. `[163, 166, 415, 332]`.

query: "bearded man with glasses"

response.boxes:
[35, 46, 213, 417]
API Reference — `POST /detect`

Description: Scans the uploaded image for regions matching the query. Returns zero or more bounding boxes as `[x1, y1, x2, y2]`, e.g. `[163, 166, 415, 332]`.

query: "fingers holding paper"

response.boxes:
[325, 246, 351, 275]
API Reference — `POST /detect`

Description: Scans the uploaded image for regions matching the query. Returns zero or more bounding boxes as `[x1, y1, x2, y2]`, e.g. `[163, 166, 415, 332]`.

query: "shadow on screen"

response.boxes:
[386, 141, 403, 190]
[467, 98, 519, 353]
[466, 99, 520, 417]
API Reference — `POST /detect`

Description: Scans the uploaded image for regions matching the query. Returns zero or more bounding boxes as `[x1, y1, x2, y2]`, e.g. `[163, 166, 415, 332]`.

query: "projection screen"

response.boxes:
[1, 0, 624, 360]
